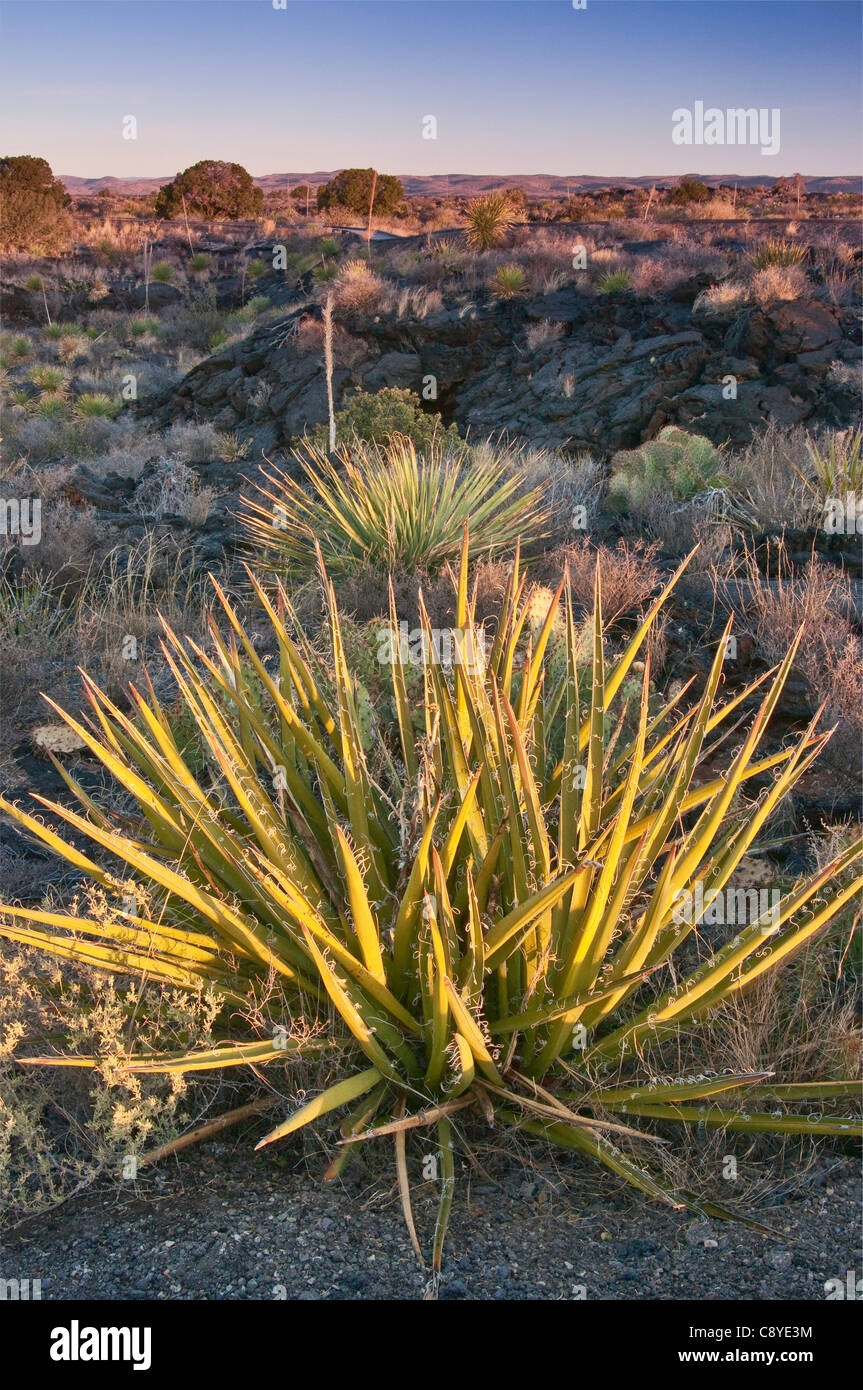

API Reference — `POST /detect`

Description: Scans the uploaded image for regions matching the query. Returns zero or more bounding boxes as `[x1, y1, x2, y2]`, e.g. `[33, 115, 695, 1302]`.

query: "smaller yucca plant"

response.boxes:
[239, 434, 545, 577]
[150, 261, 175, 283]
[75, 392, 122, 419]
[598, 269, 633, 295]
[188, 253, 211, 273]
[802, 429, 863, 501]
[492, 264, 527, 298]
[749, 238, 807, 269]
[29, 364, 67, 392]
[33, 394, 69, 418]
[465, 192, 514, 251]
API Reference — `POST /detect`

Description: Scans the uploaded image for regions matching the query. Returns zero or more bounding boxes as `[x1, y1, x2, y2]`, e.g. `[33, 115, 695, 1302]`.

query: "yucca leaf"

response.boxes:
[255, 1067, 383, 1149]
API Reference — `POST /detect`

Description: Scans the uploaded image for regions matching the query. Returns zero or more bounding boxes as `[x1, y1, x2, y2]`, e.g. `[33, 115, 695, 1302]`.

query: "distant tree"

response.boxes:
[669, 177, 711, 206]
[0, 155, 71, 251]
[291, 184, 313, 201]
[154, 161, 263, 220]
[503, 186, 527, 208]
[316, 168, 404, 217]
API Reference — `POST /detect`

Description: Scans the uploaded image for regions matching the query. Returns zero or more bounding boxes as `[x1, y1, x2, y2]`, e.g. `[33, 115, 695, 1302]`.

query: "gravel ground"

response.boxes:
[2, 1141, 859, 1301]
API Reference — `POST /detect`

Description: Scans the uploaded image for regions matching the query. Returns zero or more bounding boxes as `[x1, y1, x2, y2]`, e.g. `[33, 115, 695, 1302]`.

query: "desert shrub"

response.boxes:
[150, 261, 175, 283]
[1, 547, 858, 1285]
[465, 192, 514, 250]
[609, 426, 728, 512]
[161, 419, 220, 464]
[17, 498, 106, 589]
[305, 386, 461, 454]
[133, 458, 216, 525]
[491, 264, 527, 298]
[733, 546, 861, 766]
[539, 537, 662, 624]
[0, 155, 71, 252]
[750, 264, 809, 303]
[331, 258, 384, 312]
[5, 410, 124, 461]
[526, 319, 565, 350]
[188, 253, 211, 273]
[316, 168, 404, 217]
[240, 435, 544, 576]
[597, 269, 632, 294]
[482, 442, 604, 543]
[0, 572, 70, 727]
[155, 160, 263, 219]
[0, 946, 221, 1224]
[670, 177, 711, 206]
[158, 290, 226, 352]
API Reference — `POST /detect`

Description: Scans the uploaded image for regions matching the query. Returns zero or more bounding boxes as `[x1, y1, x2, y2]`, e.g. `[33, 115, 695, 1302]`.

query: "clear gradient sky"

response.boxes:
[0, 0, 860, 179]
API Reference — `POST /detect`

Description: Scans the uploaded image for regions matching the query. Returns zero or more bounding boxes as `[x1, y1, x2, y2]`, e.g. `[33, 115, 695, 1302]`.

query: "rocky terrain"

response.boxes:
[151, 225, 860, 457]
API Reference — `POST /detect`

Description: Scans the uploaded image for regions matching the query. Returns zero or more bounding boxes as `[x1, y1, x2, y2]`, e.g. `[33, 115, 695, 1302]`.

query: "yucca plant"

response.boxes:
[748, 238, 807, 269]
[465, 193, 514, 251]
[29, 364, 67, 393]
[597, 269, 633, 295]
[239, 434, 545, 577]
[1, 539, 860, 1293]
[491, 264, 527, 298]
[803, 429, 863, 501]
[75, 392, 122, 419]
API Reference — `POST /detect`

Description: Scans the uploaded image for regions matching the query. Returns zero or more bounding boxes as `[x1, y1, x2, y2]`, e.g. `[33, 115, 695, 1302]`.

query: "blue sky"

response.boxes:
[0, 1, 859, 177]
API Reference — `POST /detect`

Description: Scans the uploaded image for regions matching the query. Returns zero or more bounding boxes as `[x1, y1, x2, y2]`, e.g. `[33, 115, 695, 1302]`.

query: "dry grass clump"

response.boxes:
[499, 444, 603, 542]
[75, 532, 211, 695]
[294, 313, 369, 363]
[730, 545, 861, 772]
[133, 457, 217, 525]
[332, 258, 384, 312]
[728, 421, 821, 531]
[750, 263, 809, 303]
[162, 419, 220, 463]
[0, 572, 74, 742]
[525, 318, 565, 350]
[379, 283, 443, 320]
[535, 537, 662, 626]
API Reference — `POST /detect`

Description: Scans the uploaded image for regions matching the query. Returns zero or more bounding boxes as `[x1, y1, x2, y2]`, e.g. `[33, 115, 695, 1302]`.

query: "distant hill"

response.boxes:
[60, 171, 861, 198]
